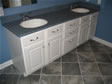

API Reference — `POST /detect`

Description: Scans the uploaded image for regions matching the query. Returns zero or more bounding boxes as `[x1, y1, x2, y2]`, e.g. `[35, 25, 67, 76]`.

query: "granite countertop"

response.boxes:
[3, 3, 99, 37]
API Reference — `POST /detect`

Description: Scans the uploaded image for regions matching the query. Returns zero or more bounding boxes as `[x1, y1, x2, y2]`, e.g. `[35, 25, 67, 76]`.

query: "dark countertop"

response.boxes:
[3, 4, 99, 37]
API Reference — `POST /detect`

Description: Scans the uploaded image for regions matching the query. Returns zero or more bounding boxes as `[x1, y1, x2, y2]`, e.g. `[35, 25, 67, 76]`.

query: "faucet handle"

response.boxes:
[23, 15, 30, 21]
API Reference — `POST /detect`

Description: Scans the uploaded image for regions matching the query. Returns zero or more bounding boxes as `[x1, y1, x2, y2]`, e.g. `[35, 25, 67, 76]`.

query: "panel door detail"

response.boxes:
[24, 42, 44, 74]
[48, 35, 62, 62]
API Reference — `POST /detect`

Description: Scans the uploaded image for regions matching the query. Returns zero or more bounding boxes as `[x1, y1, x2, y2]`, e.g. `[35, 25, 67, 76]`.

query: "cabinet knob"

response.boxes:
[70, 24, 73, 26]
[69, 31, 72, 34]
[48, 43, 50, 46]
[57, 29, 59, 32]
[30, 39, 35, 41]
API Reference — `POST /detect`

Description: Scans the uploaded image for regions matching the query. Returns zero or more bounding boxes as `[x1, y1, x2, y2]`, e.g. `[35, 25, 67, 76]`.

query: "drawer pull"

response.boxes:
[30, 39, 35, 41]
[52, 31, 56, 33]
[84, 19, 86, 21]
[69, 39, 74, 43]
[70, 24, 73, 26]
[36, 37, 38, 40]
[73, 30, 75, 33]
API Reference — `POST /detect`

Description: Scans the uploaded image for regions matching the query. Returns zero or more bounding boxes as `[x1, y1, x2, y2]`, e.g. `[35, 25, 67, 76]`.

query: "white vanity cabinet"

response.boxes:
[88, 12, 99, 39]
[46, 24, 63, 63]
[5, 11, 99, 77]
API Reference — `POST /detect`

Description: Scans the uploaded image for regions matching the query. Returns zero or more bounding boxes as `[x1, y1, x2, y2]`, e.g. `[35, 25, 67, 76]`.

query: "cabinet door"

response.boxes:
[24, 41, 44, 74]
[79, 24, 89, 45]
[63, 36, 77, 54]
[48, 35, 62, 62]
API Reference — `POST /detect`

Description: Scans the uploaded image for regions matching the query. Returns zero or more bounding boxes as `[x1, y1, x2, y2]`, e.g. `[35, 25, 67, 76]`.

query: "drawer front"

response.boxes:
[48, 24, 63, 37]
[65, 19, 80, 31]
[64, 36, 77, 54]
[81, 15, 90, 24]
[22, 31, 44, 47]
[64, 27, 79, 39]
[91, 12, 99, 25]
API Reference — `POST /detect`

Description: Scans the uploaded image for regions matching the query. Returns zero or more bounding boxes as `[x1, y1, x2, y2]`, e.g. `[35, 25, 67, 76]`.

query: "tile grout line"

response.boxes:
[105, 49, 112, 62]
[76, 48, 85, 84]
[39, 68, 43, 84]
[88, 42, 105, 84]
[15, 73, 21, 84]
[61, 57, 63, 84]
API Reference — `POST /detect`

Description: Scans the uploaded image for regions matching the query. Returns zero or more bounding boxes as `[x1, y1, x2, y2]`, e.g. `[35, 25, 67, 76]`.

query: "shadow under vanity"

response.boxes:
[2, 2, 99, 76]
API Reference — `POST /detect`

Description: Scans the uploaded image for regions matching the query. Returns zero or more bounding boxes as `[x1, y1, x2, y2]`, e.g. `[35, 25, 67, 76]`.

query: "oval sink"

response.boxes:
[20, 19, 48, 28]
[72, 8, 90, 13]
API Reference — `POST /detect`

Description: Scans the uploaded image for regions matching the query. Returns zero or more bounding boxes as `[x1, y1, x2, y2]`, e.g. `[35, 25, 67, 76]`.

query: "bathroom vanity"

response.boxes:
[3, 4, 99, 76]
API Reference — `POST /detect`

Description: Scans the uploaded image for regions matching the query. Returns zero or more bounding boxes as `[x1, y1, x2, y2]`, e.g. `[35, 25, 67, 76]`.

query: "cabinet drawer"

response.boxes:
[48, 24, 63, 38]
[81, 15, 90, 24]
[91, 12, 99, 25]
[63, 36, 77, 54]
[22, 31, 44, 47]
[64, 27, 79, 39]
[64, 19, 80, 31]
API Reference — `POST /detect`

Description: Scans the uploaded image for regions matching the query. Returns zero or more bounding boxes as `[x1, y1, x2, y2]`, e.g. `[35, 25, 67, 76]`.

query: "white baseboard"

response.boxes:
[92, 37, 112, 48]
[0, 60, 13, 70]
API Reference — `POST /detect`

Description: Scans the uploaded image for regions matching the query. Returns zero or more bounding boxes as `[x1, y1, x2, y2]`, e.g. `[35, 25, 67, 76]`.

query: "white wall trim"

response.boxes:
[0, 60, 13, 70]
[92, 37, 112, 48]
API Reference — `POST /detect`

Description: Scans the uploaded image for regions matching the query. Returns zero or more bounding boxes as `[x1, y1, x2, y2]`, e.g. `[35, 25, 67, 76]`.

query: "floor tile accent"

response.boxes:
[32, 69, 41, 75]
[104, 76, 112, 84]
[90, 44, 107, 52]
[53, 58, 62, 63]
[78, 52, 96, 62]
[98, 63, 112, 76]
[108, 52, 112, 59]
[83, 76, 104, 84]
[17, 75, 40, 84]
[0, 65, 20, 74]
[88, 40, 101, 45]
[42, 63, 61, 75]
[62, 52, 78, 62]
[62, 76, 83, 84]
[40, 76, 61, 84]
[80, 63, 100, 75]
[0, 74, 20, 84]
[70, 48, 77, 53]
[62, 63, 81, 75]
[93, 52, 112, 63]
[105, 46, 112, 52]
[77, 43, 92, 52]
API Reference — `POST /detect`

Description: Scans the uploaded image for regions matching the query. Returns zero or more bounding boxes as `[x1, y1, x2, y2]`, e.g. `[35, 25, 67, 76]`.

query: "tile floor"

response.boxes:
[0, 40, 112, 84]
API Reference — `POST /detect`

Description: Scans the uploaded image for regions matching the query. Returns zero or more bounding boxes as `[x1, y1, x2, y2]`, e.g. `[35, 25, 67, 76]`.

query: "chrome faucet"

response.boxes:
[22, 15, 30, 21]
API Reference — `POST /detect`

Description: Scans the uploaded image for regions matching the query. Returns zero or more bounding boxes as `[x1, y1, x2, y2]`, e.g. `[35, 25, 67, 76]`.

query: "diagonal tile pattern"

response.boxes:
[0, 40, 112, 84]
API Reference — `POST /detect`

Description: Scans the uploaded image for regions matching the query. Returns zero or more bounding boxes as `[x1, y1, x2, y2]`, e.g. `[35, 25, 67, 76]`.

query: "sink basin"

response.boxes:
[72, 8, 90, 13]
[20, 19, 48, 28]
